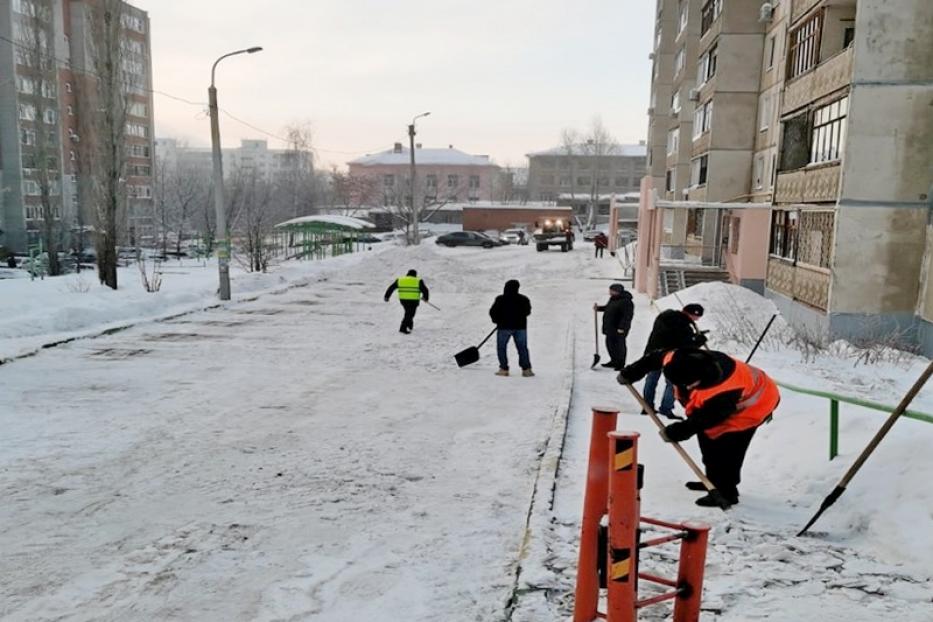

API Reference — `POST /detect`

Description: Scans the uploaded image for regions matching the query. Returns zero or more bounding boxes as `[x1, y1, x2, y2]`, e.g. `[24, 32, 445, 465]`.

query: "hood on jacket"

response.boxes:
[504, 279, 521, 295]
[662, 348, 724, 387]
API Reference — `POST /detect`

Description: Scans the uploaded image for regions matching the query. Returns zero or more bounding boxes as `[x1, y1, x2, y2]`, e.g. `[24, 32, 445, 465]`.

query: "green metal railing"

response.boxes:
[774, 379, 933, 461]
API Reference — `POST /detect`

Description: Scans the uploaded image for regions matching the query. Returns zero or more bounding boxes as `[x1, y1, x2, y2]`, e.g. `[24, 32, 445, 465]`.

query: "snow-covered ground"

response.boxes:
[2, 245, 932, 620]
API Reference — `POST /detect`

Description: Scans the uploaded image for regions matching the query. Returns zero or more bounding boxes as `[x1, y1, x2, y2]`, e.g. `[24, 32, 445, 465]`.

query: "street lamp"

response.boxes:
[208, 46, 263, 300]
[408, 111, 430, 244]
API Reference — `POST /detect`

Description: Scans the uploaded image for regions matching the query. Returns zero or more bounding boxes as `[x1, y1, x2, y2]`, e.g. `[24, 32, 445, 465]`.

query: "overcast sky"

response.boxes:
[134, 0, 654, 170]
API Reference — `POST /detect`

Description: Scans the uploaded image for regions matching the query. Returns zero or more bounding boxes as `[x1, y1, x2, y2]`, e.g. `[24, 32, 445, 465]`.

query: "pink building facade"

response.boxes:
[347, 144, 500, 207]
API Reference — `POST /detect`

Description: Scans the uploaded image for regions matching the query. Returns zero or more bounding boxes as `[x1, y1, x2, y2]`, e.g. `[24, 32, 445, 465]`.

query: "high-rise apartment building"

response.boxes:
[0, 0, 155, 254]
[638, 0, 933, 353]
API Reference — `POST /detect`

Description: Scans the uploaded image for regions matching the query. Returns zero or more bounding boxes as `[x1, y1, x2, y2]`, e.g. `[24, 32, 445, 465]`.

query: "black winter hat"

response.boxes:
[504, 279, 520, 294]
[662, 349, 720, 386]
[683, 303, 704, 317]
[407, 269, 418, 277]
[609, 283, 625, 293]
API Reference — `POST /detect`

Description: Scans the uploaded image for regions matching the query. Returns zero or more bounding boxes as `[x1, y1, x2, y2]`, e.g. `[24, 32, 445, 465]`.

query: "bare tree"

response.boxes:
[581, 117, 619, 230]
[382, 172, 472, 236]
[331, 167, 377, 216]
[77, 0, 132, 289]
[229, 168, 276, 272]
[17, 0, 63, 275]
[153, 151, 208, 257]
[275, 122, 317, 219]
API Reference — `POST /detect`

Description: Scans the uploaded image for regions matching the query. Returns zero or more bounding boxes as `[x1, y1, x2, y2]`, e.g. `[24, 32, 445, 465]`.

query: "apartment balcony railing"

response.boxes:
[774, 162, 842, 204]
[783, 46, 854, 114]
[767, 257, 830, 311]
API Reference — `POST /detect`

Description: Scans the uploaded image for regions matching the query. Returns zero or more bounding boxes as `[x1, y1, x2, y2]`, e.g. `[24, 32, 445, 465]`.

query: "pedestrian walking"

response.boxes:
[593, 283, 634, 370]
[641, 303, 706, 418]
[593, 232, 608, 258]
[489, 279, 534, 377]
[384, 269, 430, 334]
[618, 348, 780, 507]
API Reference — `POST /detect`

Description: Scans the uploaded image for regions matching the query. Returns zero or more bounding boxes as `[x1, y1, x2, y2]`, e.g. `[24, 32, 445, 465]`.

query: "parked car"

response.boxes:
[499, 229, 529, 245]
[582, 229, 602, 242]
[357, 235, 382, 243]
[435, 231, 503, 248]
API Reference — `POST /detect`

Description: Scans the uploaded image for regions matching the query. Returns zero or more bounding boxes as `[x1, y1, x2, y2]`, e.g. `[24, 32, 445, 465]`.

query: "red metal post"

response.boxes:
[573, 407, 619, 622]
[606, 431, 640, 622]
[673, 521, 711, 622]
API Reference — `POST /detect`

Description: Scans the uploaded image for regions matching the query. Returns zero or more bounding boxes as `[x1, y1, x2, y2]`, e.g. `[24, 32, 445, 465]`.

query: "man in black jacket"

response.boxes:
[642, 303, 706, 417]
[489, 280, 533, 377]
[593, 283, 634, 370]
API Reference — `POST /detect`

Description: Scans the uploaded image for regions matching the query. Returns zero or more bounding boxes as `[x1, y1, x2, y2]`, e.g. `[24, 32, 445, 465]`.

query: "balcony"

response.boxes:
[767, 257, 830, 311]
[791, 0, 823, 24]
[783, 46, 854, 114]
[774, 162, 841, 204]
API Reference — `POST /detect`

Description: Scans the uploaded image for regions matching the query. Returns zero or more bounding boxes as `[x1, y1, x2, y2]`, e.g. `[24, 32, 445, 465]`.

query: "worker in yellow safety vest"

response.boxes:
[384, 269, 430, 334]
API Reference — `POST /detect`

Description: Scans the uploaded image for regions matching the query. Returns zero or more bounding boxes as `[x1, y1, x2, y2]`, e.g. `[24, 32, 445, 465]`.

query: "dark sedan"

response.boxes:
[435, 231, 503, 248]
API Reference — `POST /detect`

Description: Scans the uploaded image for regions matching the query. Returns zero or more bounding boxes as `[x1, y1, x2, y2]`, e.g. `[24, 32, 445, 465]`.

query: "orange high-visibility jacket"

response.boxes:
[665, 353, 780, 439]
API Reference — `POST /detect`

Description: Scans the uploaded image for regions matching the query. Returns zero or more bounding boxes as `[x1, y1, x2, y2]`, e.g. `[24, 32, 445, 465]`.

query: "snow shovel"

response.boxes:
[425, 301, 442, 311]
[798, 359, 933, 536]
[591, 307, 601, 369]
[454, 327, 497, 368]
[622, 381, 731, 510]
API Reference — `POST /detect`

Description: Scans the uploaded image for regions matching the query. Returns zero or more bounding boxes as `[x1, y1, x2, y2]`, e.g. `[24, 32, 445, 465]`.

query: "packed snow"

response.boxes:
[1, 244, 931, 620]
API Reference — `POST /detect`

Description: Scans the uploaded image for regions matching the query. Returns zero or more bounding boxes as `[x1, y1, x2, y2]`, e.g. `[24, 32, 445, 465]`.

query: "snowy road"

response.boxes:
[0, 244, 619, 621]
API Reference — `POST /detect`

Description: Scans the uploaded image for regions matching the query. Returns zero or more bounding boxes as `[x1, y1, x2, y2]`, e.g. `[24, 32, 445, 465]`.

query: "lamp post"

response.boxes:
[408, 111, 430, 244]
[208, 46, 262, 300]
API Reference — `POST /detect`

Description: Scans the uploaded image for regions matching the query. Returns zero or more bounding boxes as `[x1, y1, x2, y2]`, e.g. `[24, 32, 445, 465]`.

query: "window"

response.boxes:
[693, 100, 713, 139]
[614, 176, 629, 187]
[577, 176, 592, 186]
[759, 92, 772, 131]
[665, 169, 676, 192]
[21, 128, 36, 146]
[129, 144, 150, 158]
[769, 210, 797, 259]
[121, 13, 145, 33]
[128, 185, 152, 198]
[18, 103, 37, 121]
[810, 96, 848, 164]
[67, 105, 74, 116]
[126, 123, 148, 138]
[16, 75, 35, 95]
[426, 174, 437, 190]
[65, 82, 72, 93]
[767, 35, 777, 70]
[41, 80, 55, 99]
[23, 179, 41, 196]
[677, 0, 688, 34]
[128, 164, 151, 176]
[691, 154, 709, 187]
[129, 102, 148, 117]
[843, 27, 855, 48]
[797, 210, 834, 268]
[44, 109, 57, 125]
[69, 150, 76, 161]
[447, 174, 458, 188]
[754, 155, 765, 189]
[598, 176, 610, 186]
[383, 174, 394, 188]
[559, 176, 571, 187]
[700, 0, 722, 35]
[469, 175, 480, 189]
[729, 217, 741, 254]
[779, 112, 810, 171]
[697, 45, 718, 85]
[788, 11, 822, 79]
[674, 47, 685, 76]
[666, 128, 680, 156]
[671, 91, 681, 114]
[769, 154, 776, 189]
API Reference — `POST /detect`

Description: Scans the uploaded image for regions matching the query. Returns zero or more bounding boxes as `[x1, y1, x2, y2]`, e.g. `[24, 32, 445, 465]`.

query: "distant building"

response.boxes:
[0, 0, 155, 253]
[155, 138, 313, 183]
[347, 143, 500, 206]
[526, 143, 647, 225]
[460, 203, 573, 233]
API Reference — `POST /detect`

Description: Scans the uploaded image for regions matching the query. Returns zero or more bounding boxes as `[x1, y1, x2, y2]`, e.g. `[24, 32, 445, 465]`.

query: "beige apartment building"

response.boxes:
[638, 0, 933, 354]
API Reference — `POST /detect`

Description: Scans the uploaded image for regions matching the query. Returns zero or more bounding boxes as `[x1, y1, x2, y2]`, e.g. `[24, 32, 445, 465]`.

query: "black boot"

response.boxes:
[685, 481, 706, 491]
[695, 492, 739, 507]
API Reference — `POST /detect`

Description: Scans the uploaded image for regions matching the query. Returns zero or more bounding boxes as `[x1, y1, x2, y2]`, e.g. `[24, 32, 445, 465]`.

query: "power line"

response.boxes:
[0, 33, 391, 159]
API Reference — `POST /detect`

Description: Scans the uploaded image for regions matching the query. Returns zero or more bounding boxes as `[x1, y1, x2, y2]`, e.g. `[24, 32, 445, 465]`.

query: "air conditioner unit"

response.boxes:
[759, 2, 774, 22]
[648, 107, 655, 115]
[687, 89, 700, 101]
[649, 52, 655, 60]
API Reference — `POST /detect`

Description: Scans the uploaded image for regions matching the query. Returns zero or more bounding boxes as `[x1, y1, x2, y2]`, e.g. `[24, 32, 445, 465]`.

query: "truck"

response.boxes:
[533, 218, 575, 252]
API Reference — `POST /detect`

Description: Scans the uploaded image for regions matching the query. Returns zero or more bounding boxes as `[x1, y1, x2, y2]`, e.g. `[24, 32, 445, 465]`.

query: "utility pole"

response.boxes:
[208, 46, 262, 300]
[408, 112, 431, 244]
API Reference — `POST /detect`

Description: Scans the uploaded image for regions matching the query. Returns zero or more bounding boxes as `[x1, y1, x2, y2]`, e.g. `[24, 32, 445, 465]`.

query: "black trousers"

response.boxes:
[604, 333, 627, 368]
[697, 426, 758, 499]
[595, 246, 605, 258]
[400, 300, 419, 332]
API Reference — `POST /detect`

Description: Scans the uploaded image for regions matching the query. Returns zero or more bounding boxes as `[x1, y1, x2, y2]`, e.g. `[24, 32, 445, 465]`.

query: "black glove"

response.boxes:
[661, 420, 695, 443]
[384, 296, 390, 302]
[616, 370, 634, 385]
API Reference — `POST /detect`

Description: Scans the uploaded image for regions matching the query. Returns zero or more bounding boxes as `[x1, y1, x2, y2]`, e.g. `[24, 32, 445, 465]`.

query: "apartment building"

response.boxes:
[638, 0, 933, 353]
[155, 138, 314, 183]
[0, 0, 155, 253]
[347, 143, 500, 206]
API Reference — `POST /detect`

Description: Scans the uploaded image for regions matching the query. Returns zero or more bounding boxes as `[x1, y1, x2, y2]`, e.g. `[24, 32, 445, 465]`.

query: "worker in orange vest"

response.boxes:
[618, 348, 780, 507]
